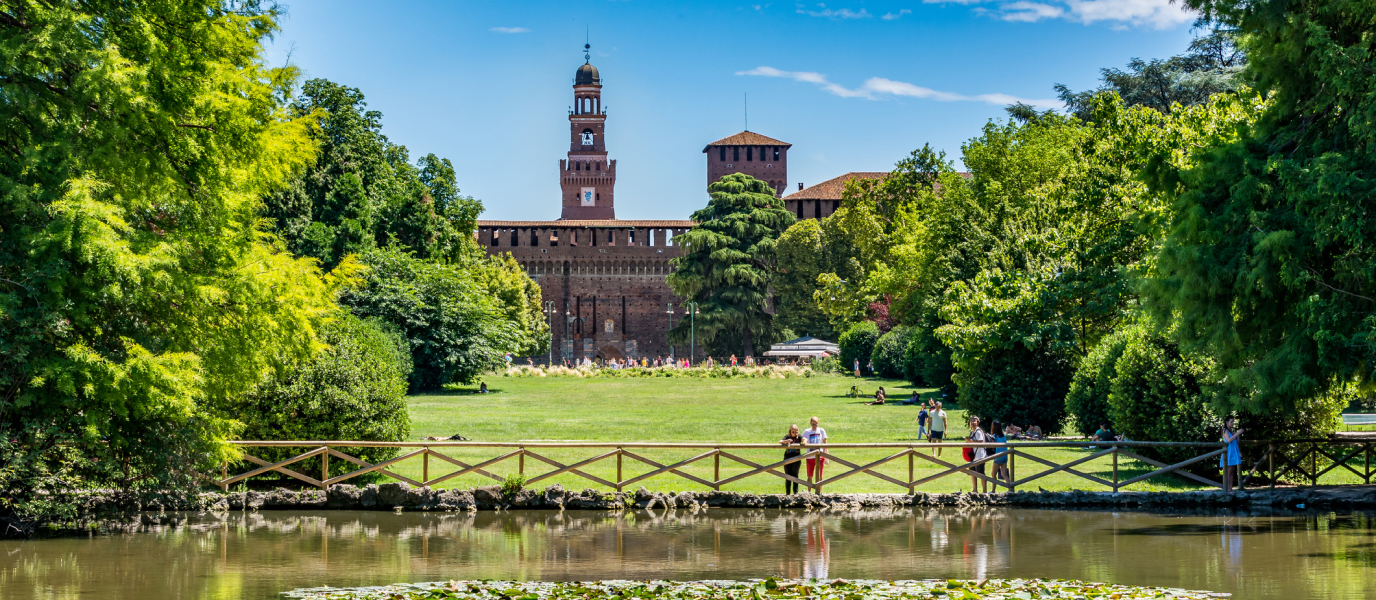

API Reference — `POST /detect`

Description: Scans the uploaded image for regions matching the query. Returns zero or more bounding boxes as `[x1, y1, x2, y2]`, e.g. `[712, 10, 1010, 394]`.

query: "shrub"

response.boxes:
[1106, 330, 1216, 465]
[1066, 328, 1134, 437]
[870, 326, 913, 379]
[903, 328, 956, 395]
[838, 321, 881, 373]
[956, 346, 1073, 434]
[812, 355, 841, 374]
[237, 316, 412, 481]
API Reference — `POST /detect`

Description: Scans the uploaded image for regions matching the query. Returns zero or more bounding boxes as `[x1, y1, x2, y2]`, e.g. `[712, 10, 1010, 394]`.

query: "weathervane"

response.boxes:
[584, 26, 590, 63]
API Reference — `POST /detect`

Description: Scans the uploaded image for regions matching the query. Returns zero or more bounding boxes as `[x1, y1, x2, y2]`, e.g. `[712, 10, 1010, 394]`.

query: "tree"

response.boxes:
[1, 0, 342, 527]
[263, 79, 483, 268]
[1139, 0, 1376, 413]
[667, 174, 796, 357]
[340, 248, 527, 390]
[774, 219, 835, 341]
[1056, 26, 1246, 121]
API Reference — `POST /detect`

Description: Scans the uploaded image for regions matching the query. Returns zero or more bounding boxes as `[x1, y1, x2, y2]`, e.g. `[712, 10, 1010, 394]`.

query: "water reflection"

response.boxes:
[1, 507, 1373, 600]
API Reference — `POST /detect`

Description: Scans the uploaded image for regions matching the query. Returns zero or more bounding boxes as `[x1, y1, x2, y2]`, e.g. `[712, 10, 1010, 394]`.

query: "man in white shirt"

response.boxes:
[929, 402, 948, 457]
[803, 416, 828, 487]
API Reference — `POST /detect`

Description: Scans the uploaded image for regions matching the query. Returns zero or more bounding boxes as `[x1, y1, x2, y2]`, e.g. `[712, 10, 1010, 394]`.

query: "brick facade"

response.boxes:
[702, 131, 791, 198]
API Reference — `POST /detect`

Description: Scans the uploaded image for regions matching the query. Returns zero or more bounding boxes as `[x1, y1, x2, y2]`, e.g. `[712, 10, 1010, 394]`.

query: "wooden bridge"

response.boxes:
[215, 438, 1376, 494]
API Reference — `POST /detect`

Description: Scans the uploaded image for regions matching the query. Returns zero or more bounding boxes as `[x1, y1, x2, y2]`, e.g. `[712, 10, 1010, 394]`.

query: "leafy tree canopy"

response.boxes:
[1, 0, 345, 509]
[668, 174, 796, 357]
[263, 79, 483, 268]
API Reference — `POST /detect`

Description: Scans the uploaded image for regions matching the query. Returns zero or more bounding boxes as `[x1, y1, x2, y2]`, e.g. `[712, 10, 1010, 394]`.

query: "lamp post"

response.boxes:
[685, 301, 699, 366]
[543, 301, 555, 366]
[665, 303, 675, 361]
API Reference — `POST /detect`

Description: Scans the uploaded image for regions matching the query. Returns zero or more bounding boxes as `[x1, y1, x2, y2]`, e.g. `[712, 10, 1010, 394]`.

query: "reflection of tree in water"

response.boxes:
[3, 508, 1375, 600]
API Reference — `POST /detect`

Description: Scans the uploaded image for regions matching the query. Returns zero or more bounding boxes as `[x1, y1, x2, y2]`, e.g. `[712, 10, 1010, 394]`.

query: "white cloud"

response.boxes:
[926, 0, 1194, 29]
[738, 66, 1061, 109]
[489, 27, 531, 34]
[999, 1, 1064, 21]
[797, 3, 874, 18]
[882, 8, 914, 20]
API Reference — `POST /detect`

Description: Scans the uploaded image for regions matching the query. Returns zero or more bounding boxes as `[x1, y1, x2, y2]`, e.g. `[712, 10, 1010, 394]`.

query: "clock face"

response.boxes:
[581, 132, 594, 146]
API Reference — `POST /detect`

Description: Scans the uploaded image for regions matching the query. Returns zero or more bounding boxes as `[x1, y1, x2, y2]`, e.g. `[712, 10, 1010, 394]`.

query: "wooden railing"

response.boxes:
[215, 438, 1376, 494]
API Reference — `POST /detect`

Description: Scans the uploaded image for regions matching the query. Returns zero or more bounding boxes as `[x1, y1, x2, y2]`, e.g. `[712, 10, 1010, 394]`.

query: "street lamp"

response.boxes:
[543, 301, 555, 366]
[665, 303, 675, 361]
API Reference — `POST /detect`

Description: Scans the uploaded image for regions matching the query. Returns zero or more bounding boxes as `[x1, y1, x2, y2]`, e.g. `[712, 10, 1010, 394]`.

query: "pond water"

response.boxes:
[2, 507, 1373, 600]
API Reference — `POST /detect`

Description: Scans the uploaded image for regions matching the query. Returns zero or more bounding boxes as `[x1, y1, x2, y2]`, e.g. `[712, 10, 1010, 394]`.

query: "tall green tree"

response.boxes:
[263, 79, 483, 268]
[1140, 0, 1376, 412]
[1, 0, 342, 525]
[668, 174, 796, 357]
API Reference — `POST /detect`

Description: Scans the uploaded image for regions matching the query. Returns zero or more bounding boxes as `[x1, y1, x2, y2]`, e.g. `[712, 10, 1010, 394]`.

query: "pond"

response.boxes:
[2, 507, 1373, 600]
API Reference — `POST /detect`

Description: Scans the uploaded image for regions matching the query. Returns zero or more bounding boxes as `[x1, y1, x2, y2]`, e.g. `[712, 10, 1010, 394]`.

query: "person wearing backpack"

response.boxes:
[965, 416, 989, 493]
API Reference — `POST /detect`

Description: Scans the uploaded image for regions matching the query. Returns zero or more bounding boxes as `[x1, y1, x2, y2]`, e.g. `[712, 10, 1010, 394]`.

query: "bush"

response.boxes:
[839, 321, 881, 373]
[1106, 330, 1216, 465]
[870, 326, 913, 379]
[903, 327, 956, 396]
[811, 355, 841, 374]
[237, 315, 412, 481]
[956, 346, 1073, 433]
[1066, 328, 1134, 437]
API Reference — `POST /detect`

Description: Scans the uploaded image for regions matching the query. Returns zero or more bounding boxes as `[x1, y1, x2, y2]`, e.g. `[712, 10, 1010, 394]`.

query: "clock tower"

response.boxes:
[560, 44, 616, 220]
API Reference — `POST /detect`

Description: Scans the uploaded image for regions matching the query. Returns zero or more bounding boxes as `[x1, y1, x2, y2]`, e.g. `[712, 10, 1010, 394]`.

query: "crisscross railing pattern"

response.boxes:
[217, 439, 1376, 494]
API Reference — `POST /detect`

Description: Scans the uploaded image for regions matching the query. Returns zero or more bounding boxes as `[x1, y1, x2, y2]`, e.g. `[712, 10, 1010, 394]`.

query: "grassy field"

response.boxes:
[377, 373, 1212, 494]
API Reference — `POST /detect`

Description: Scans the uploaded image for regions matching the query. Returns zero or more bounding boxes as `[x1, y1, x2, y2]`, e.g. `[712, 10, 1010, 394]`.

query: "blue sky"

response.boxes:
[265, 1, 1199, 220]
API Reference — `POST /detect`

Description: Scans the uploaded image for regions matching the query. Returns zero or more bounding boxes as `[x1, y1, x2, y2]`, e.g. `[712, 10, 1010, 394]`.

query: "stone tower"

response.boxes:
[560, 44, 616, 220]
[702, 131, 791, 197]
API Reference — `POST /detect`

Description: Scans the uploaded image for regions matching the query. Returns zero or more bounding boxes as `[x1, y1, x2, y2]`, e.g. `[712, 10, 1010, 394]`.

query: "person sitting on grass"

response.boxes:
[866, 387, 887, 405]
[848, 385, 862, 398]
[1003, 423, 1023, 440]
[1026, 423, 1043, 440]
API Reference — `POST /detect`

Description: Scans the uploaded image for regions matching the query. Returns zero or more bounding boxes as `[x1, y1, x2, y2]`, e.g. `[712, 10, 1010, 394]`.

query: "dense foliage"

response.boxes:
[237, 316, 412, 477]
[1, 0, 345, 530]
[957, 346, 1073, 433]
[870, 325, 912, 379]
[263, 79, 482, 268]
[668, 174, 796, 357]
[838, 320, 880, 373]
[342, 248, 540, 390]
[1065, 328, 1134, 437]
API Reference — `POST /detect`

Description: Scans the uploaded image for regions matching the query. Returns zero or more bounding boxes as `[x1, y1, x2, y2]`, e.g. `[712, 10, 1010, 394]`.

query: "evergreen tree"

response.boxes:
[668, 174, 796, 357]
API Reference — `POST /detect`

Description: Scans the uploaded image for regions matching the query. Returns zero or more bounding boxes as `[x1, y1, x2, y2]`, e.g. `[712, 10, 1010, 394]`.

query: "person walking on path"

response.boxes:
[916, 405, 929, 441]
[803, 417, 828, 487]
[990, 420, 1010, 484]
[853, 358, 861, 377]
[780, 424, 804, 494]
[966, 416, 989, 493]
[929, 402, 948, 456]
[1220, 416, 1243, 493]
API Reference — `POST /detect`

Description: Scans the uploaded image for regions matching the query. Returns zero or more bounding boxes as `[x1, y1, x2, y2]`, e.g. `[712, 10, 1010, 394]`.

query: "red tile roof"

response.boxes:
[784, 172, 888, 200]
[477, 219, 697, 228]
[702, 131, 791, 152]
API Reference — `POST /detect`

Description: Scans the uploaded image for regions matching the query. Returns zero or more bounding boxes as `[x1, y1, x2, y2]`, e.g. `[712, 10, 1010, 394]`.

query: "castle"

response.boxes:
[476, 47, 852, 364]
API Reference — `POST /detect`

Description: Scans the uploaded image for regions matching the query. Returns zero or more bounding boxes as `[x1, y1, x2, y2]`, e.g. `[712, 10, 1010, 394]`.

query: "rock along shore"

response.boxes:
[57, 482, 1376, 518]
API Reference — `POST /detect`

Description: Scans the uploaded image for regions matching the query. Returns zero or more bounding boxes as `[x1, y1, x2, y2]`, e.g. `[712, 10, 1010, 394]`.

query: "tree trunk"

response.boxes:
[742, 325, 755, 358]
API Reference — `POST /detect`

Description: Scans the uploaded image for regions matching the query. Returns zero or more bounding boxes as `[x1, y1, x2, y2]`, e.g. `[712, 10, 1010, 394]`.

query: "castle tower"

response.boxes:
[703, 131, 791, 197]
[560, 44, 616, 220]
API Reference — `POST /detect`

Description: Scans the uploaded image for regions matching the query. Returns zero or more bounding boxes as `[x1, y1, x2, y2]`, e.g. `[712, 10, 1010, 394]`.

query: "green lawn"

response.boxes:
[382, 374, 1211, 494]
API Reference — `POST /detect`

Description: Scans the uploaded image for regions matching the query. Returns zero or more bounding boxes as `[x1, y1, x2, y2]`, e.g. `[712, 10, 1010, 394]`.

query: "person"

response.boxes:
[780, 424, 804, 494]
[916, 405, 929, 440]
[1003, 423, 1023, 440]
[991, 420, 1010, 485]
[929, 402, 948, 456]
[853, 358, 861, 378]
[1027, 423, 1043, 440]
[478, 382, 488, 394]
[730, 354, 738, 367]
[866, 387, 886, 405]
[866, 359, 874, 376]
[1094, 423, 1117, 443]
[1221, 416, 1243, 493]
[966, 416, 989, 493]
[802, 416, 828, 485]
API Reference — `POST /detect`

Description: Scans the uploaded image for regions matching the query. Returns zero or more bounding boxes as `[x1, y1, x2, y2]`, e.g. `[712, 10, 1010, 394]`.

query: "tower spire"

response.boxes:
[584, 27, 590, 63]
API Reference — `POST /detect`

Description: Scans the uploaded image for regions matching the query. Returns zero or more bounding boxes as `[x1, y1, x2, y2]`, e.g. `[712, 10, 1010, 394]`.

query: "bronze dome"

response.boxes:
[575, 62, 600, 85]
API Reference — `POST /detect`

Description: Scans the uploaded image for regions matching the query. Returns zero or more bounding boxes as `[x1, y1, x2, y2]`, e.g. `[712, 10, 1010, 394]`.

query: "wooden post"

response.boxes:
[1008, 450, 1016, 492]
[908, 449, 914, 491]
[221, 462, 228, 492]
[714, 450, 720, 488]
[1112, 446, 1119, 492]
[1312, 443, 1318, 485]
[321, 451, 329, 490]
[422, 449, 429, 485]
[519, 449, 525, 475]
[1365, 443, 1371, 485]
[616, 449, 623, 490]
[1269, 444, 1275, 490]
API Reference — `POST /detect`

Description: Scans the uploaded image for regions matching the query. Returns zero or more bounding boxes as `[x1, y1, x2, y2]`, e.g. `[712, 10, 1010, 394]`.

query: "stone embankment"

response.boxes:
[65, 483, 1376, 518]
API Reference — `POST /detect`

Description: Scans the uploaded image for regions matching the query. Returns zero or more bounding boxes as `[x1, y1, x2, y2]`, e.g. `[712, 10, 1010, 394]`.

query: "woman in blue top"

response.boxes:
[990, 420, 1010, 486]
[1221, 416, 1243, 493]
